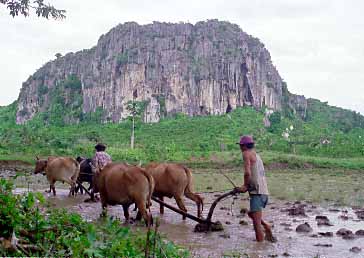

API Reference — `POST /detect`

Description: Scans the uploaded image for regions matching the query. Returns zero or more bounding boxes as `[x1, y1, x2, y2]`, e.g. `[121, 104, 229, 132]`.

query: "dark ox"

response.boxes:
[75, 156, 93, 194]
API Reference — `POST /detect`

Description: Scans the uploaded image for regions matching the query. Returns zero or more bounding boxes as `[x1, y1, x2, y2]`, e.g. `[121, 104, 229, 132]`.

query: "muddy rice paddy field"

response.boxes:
[1, 161, 364, 258]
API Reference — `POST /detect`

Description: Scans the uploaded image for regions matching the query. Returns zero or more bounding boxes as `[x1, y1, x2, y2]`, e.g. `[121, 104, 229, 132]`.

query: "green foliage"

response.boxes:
[126, 100, 147, 120]
[280, 81, 294, 119]
[306, 98, 364, 131]
[0, 179, 19, 238]
[62, 74, 82, 91]
[82, 107, 104, 124]
[38, 84, 48, 95]
[1, 0, 66, 19]
[26, 75, 88, 126]
[1, 99, 364, 163]
[0, 179, 188, 257]
[268, 111, 281, 133]
[116, 51, 128, 66]
[0, 101, 16, 126]
[154, 94, 167, 117]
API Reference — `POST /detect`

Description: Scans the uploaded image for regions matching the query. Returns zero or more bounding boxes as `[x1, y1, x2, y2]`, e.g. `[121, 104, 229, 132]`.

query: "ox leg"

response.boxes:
[63, 178, 76, 197]
[45, 185, 52, 193]
[51, 183, 56, 196]
[185, 192, 204, 218]
[78, 182, 84, 195]
[69, 183, 75, 197]
[122, 204, 130, 222]
[100, 201, 107, 217]
[159, 196, 164, 215]
[87, 182, 92, 191]
[99, 190, 108, 217]
[135, 199, 152, 226]
[174, 196, 188, 220]
[74, 183, 79, 195]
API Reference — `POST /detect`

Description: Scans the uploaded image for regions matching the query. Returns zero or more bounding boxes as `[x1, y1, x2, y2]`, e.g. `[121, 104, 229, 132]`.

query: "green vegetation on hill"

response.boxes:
[0, 99, 363, 168]
[306, 98, 364, 132]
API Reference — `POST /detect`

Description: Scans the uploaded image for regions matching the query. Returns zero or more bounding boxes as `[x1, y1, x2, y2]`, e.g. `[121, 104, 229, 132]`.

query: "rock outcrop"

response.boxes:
[16, 20, 301, 124]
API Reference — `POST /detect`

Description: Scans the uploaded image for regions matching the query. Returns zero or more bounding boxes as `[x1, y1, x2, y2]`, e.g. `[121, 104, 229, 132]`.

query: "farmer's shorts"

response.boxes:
[249, 194, 268, 212]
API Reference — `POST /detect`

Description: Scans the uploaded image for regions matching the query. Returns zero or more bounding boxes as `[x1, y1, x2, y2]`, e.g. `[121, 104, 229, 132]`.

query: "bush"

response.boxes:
[63, 75, 82, 91]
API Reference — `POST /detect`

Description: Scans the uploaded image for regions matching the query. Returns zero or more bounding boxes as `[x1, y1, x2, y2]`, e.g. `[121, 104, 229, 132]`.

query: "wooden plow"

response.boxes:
[151, 188, 240, 232]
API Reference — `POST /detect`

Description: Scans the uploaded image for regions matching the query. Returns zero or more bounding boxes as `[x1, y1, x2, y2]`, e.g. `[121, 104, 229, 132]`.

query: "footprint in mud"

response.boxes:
[336, 228, 352, 236]
[338, 215, 351, 220]
[314, 243, 333, 247]
[315, 215, 333, 226]
[219, 233, 230, 239]
[355, 229, 364, 236]
[287, 205, 306, 216]
[318, 232, 333, 237]
[342, 233, 356, 240]
[350, 247, 362, 253]
[280, 222, 291, 227]
[240, 207, 248, 214]
[336, 228, 356, 240]
[239, 220, 248, 226]
[328, 208, 340, 212]
[354, 210, 364, 220]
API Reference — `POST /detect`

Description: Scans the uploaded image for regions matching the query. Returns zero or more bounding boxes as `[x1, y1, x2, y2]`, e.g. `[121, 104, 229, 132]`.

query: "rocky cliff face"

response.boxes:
[16, 20, 297, 124]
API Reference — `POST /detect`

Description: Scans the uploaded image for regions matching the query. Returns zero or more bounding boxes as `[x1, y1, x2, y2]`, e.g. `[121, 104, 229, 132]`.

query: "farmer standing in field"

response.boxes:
[236, 135, 275, 242]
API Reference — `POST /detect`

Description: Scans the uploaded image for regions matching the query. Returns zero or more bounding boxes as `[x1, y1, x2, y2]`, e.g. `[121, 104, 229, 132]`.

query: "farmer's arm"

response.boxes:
[237, 152, 251, 192]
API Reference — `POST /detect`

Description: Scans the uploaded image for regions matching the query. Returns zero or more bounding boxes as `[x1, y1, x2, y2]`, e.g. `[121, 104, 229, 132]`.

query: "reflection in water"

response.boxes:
[14, 188, 364, 258]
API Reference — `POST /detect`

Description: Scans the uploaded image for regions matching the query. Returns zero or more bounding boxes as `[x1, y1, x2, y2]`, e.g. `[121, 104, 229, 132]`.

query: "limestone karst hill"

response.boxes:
[16, 19, 306, 124]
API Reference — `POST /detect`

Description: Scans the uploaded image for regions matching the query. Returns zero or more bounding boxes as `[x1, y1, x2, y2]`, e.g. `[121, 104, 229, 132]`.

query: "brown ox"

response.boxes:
[93, 163, 154, 226]
[145, 162, 203, 219]
[34, 156, 80, 196]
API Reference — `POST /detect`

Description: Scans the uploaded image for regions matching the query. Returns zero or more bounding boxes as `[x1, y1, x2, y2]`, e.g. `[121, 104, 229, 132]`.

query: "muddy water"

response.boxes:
[13, 187, 364, 258]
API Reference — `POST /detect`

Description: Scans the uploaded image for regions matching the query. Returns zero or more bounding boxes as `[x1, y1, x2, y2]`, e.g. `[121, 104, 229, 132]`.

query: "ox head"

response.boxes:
[76, 156, 85, 163]
[34, 156, 47, 174]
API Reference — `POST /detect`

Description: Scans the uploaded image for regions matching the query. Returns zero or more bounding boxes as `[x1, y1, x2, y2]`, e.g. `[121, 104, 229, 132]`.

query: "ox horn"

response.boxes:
[36, 156, 40, 160]
[138, 160, 142, 167]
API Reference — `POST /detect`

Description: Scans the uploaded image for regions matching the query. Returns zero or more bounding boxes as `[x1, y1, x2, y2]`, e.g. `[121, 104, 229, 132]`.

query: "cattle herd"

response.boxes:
[34, 156, 204, 226]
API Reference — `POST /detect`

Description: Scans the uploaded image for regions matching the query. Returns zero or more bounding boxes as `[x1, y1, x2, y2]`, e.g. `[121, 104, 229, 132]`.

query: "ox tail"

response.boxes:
[139, 168, 155, 209]
[182, 166, 204, 212]
[71, 158, 81, 182]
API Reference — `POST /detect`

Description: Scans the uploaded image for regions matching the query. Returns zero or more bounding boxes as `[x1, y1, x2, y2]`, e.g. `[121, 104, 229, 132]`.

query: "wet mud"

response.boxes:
[13, 187, 364, 258]
[3, 162, 363, 258]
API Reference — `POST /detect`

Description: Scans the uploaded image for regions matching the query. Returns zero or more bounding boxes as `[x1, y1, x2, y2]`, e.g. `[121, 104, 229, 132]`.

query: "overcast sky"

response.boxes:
[1, 0, 363, 114]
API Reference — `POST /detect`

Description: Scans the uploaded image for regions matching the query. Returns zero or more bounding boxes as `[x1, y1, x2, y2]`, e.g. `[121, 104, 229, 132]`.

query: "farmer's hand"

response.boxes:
[234, 185, 248, 193]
